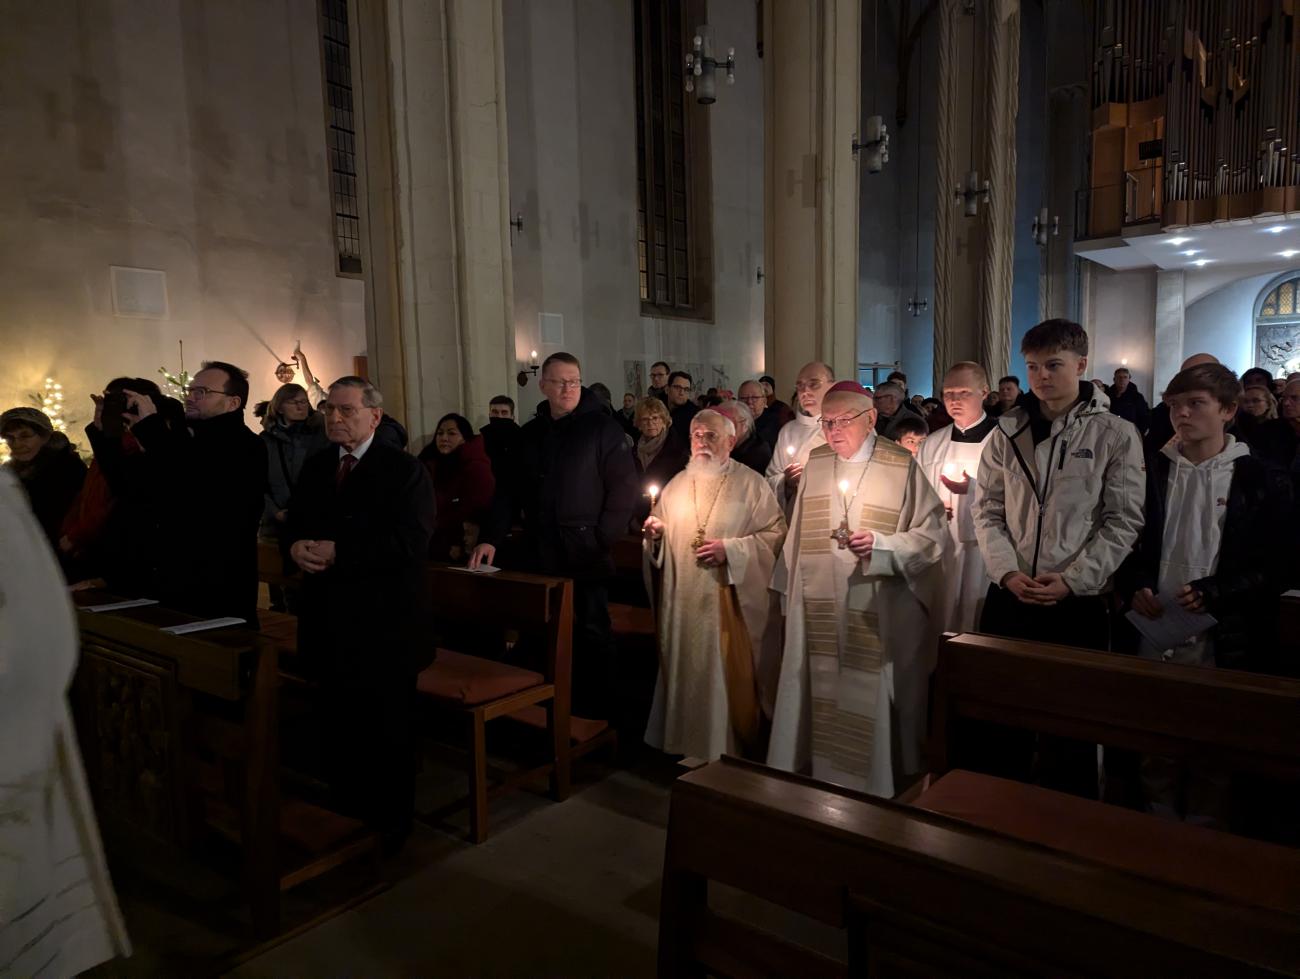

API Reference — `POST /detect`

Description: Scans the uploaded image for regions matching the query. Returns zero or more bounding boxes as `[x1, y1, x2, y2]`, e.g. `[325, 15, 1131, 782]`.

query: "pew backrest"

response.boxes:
[931, 633, 1300, 781]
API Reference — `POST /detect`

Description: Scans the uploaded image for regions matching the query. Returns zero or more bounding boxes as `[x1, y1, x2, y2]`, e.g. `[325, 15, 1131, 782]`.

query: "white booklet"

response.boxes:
[1125, 600, 1217, 652]
[159, 617, 247, 636]
[452, 564, 501, 574]
[81, 598, 160, 613]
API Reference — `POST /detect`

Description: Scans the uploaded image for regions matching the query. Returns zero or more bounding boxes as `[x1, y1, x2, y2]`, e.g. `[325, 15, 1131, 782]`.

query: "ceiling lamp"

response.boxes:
[1167, 237, 1190, 246]
[684, 25, 734, 105]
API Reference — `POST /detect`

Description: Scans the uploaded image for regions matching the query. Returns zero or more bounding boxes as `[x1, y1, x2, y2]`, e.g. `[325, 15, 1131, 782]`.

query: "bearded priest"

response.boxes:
[768, 381, 951, 796]
[643, 410, 787, 761]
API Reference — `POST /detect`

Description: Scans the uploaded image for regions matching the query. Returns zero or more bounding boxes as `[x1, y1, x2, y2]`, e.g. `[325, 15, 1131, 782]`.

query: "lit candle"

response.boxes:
[941, 462, 958, 509]
[530, 349, 538, 362]
[786, 445, 796, 459]
[647, 483, 659, 506]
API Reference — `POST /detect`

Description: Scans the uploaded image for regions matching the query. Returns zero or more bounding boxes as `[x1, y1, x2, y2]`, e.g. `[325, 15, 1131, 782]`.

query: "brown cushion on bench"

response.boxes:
[508, 704, 609, 743]
[416, 649, 544, 706]
[915, 770, 1300, 913]
[609, 603, 655, 636]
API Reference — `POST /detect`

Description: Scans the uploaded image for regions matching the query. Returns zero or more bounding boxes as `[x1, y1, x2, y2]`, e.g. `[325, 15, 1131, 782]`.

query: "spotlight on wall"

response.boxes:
[684, 25, 735, 105]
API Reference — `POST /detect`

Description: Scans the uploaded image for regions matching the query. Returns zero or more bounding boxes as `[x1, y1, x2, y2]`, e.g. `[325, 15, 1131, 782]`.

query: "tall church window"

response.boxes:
[320, 0, 362, 275]
[634, 0, 713, 321]
[1255, 272, 1300, 377]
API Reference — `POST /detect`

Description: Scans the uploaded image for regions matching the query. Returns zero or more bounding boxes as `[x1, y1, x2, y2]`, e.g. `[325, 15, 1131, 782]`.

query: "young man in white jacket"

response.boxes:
[972, 319, 1146, 798]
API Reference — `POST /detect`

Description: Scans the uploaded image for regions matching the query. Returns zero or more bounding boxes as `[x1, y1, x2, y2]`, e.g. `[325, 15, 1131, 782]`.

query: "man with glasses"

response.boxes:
[768, 381, 949, 798]
[665, 371, 699, 437]
[916, 361, 998, 632]
[472, 352, 638, 720]
[120, 361, 266, 627]
[648, 361, 672, 405]
[640, 410, 786, 762]
[763, 361, 835, 509]
[286, 376, 434, 850]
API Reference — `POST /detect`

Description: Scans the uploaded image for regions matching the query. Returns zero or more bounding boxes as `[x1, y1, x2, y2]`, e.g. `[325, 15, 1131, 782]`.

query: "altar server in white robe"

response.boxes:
[644, 410, 787, 760]
[1, 470, 131, 977]
[916, 361, 999, 632]
[768, 382, 951, 797]
[764, 362, 835, 510]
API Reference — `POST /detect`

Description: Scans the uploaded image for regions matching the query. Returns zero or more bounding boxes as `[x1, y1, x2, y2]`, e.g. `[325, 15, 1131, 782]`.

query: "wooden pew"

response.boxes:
[416, 565, 582, 843]
[659, 757, 1300, 978]
[930, 632, 1300, 783]
[74, 600, 376, 937]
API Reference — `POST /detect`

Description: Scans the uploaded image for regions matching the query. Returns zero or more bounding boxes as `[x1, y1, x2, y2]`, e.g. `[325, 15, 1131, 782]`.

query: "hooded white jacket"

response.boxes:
[974, 383, 1145, 596]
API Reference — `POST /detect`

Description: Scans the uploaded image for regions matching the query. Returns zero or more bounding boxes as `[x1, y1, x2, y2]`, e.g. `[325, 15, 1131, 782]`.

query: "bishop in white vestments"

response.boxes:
[916, 361, 999, 632]
[768, 383, 951, 797]
[644, 411, 787, 760]
[764, 361, 834, 509]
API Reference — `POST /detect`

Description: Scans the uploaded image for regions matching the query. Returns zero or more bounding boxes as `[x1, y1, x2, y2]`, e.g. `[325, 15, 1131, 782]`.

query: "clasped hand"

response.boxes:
[291, 539, 337, 573]
[1003, 570, 1071, 605]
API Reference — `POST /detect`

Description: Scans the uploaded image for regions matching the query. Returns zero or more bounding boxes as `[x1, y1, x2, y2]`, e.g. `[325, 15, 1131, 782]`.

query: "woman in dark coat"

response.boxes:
[632, 396, 687, 522]
[2, 407, 86, 569]
[260, 383, 330, 538]
[418, 413, 495, 562]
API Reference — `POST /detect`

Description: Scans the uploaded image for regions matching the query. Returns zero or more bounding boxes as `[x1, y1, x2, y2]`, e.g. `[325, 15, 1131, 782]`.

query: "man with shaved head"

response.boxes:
[768, 381, 950, 797]
[917, 361, 998, 631]
[642, 410, 787, 761]
[764, 361, 835, 510]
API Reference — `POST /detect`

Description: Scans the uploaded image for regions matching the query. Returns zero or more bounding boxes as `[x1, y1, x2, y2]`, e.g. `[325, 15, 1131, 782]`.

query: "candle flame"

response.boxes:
[838, 479, 850, 494]
[647, 484, 659, 499]
[786, 446, 795, 457]
[942, 463, 957, 476]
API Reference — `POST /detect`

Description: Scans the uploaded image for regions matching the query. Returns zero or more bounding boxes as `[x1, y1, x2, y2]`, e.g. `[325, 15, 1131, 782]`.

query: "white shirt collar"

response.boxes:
[340, 433, 376, 463]
[954, 412, 988, 435]
[845, 430, 877, 463]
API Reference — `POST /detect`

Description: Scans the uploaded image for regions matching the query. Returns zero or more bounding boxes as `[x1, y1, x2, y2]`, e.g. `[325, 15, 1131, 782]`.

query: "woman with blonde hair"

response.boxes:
[633, 396, 687, 520]
[261, 382, 329, 536]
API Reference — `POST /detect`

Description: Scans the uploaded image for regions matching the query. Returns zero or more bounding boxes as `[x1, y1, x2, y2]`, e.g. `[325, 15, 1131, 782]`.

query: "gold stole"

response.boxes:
[797, 440, 911, 779]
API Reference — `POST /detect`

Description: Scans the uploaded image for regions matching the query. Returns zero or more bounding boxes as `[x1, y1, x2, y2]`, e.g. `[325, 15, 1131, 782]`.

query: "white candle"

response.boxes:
[786, 445, 796, 459]
[647, 483, 659, 505]
[530, 349, 538, 361]
[941, 462, 957, 508]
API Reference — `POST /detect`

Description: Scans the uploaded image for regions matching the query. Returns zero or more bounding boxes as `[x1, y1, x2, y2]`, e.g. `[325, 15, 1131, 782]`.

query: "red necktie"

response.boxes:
[336, 453, 357, 488]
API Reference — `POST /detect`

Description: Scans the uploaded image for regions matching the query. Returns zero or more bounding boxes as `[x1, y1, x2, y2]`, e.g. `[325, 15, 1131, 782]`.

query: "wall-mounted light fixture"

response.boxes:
[684, 25, 735, 105]
[1031, 207, 1060, 247]
[516, 350, 540, 388]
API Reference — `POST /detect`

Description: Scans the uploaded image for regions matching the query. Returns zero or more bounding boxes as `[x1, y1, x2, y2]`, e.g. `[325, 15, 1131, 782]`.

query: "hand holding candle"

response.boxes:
[783, 445, 803, 485]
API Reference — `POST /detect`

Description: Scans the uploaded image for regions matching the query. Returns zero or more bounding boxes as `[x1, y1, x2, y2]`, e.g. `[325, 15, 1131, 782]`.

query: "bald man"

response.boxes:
[763, 362, 834, 510]
[768, 382, 950, 797]
[1145, 352, 1221, 452]
[917, 361, 998, 632]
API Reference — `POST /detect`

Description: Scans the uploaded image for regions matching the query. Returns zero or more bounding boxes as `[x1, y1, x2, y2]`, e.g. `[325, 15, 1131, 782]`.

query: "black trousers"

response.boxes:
[958, 584, 1112, 799]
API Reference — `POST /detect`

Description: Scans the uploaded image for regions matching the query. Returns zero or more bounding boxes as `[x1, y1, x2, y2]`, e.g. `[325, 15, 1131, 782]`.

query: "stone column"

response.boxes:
[352, 0, 515, 441]
[763, 0, 860, 393]
[1153, 269, 1186, 395]
[932, 0, 1019, 390]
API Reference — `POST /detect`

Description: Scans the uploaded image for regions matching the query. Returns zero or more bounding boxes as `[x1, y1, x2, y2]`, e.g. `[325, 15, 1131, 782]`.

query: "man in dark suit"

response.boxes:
[471, 352, 638, 719]
[123, 361, 266, 626]
[288, 377, 434, 850]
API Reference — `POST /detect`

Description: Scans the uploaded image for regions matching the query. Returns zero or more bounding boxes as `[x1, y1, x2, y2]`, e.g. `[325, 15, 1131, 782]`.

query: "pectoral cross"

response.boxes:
[692, 528, 706, 550]
[831, 518, 851, 549]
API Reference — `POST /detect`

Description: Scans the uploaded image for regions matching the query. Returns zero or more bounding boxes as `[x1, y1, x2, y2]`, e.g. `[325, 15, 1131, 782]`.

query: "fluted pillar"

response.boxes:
[763, 0, 860, 393]
[932, 0, 1020, 389]
[352, 0, 515, 445]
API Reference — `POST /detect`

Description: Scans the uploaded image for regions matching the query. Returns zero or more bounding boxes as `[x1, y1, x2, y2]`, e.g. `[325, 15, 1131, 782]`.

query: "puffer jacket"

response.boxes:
[974, 381, 1145, 596]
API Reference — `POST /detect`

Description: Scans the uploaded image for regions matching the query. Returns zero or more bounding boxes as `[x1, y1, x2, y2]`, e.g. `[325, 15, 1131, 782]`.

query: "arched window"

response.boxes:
[1254, 272, 1300, 377]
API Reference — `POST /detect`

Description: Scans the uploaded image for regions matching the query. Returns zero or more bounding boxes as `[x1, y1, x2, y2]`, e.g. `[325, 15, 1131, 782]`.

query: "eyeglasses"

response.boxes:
[740, 394, 766, 403]
[690, 430, 722, 443]
[819, 409, 871, 432]
[545, 378, 582, 390]
[322, 403, 363, 418]
[185, 385, 229, 399]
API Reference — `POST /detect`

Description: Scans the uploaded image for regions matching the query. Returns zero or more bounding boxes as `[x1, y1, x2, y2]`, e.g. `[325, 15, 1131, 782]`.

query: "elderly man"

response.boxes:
[917, 362, 998, 632]
[768, 382, 950, 797]
[871, 380, 920, 440]
[1108, 367, 1151, 434]
[642, 410, 786, 761]
[716, 399, 772, 474]
[124, 360, 266, 626]
[764, 361, 835, 508]
[287, 377, 434, 849]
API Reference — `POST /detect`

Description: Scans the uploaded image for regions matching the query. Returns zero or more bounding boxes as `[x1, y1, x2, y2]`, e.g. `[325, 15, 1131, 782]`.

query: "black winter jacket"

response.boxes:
[483, 388, 638, 578]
